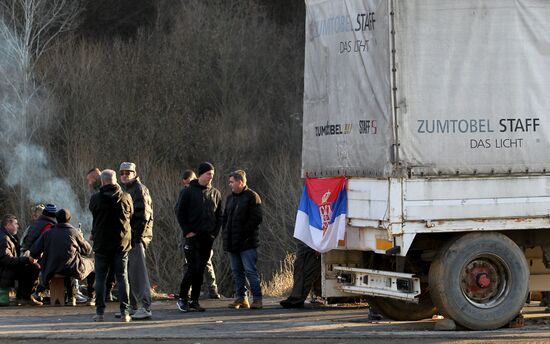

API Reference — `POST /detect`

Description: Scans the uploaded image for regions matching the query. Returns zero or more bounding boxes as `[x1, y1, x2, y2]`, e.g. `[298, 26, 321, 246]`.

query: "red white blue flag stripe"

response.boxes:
[294, 176, 347, 253]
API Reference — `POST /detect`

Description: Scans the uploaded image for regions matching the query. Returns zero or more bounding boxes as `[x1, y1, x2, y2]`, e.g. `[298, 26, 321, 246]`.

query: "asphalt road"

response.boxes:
[1, 298, 550, 343]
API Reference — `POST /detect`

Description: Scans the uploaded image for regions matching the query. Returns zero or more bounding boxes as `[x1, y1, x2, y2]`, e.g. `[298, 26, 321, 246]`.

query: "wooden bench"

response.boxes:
[49, 275, 75, 306]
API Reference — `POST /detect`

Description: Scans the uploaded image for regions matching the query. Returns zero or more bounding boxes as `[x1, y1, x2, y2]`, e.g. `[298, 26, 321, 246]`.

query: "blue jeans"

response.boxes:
[230, 248, 262, 301]
[95, 252, 130, 316]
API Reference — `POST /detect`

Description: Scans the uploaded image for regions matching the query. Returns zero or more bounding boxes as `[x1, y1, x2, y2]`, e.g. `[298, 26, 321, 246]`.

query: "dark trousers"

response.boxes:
[94, 252, 130, 316]
[179, 235, 214, 301]
[289, 242, 321, 302]
[15, 264, 40, 300]
[106, 263, 116, 298]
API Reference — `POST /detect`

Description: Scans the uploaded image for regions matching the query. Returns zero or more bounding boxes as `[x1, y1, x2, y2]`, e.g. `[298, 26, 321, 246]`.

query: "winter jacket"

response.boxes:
[175, 179, 222, 240]
[89, 183, 133, 255]
[30, 223, 94, 284]
[121, 177, 154, 248]
[222, 186, 262, 253]
[20, 215, 56, 252]
[0, 227, 32, 288]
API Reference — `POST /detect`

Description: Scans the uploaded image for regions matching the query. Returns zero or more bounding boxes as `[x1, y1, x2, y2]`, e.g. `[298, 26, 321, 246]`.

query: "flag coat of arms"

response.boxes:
[294, 176, 347, 253]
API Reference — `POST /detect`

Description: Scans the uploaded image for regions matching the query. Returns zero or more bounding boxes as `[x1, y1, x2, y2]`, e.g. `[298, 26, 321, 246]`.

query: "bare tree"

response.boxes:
[0, 0, 81, 218]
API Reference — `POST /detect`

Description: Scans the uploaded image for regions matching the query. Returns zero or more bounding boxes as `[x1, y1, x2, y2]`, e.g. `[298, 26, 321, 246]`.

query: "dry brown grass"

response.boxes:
[261, 252, 295, 297]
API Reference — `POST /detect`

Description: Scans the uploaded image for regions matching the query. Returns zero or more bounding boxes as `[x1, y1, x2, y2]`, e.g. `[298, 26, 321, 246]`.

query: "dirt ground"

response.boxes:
[1, 298, 550, 343]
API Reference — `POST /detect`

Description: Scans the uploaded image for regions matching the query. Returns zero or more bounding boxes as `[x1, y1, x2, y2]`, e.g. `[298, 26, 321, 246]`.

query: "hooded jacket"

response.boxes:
[121, 177, 154, 248]
[89, 183, 133, 254]
[175, 179, 222, 240]
[0, 227, 32, 288]
[222, 186, 263, 253]
[30, 223, 94, 283]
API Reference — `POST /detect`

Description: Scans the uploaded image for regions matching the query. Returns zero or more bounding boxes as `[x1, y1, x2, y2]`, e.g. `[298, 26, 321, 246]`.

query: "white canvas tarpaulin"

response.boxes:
[302, 0, 393, 177]
[395, 0, 550, 176]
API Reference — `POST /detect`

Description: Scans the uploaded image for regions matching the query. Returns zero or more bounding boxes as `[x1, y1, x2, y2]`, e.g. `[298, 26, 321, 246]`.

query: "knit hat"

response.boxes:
[119, 162, 136, 172]
[197, 162, 214, 176]
[55, 209, 71, 224]
[42, 204, 57, 217]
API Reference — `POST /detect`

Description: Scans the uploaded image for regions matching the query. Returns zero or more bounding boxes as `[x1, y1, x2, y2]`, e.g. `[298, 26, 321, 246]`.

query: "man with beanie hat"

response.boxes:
[21, 203, 57, 254]
[177, 170, 221, 300]
[30, 209, 95, 305]
[175, 161, 222, 312]
[119, 161, 154, 320]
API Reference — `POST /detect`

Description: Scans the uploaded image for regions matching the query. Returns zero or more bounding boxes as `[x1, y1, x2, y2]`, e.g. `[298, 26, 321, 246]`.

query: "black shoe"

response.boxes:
[280, 298, 304, 309]
[208, 292, 222, 299]
[368, 308, 383, 321]
[189, 300, 205, 312]
[177, 298, 189, 312]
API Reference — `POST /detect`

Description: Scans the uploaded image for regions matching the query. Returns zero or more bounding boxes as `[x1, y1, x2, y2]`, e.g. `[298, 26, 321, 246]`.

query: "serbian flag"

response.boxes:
[294, 176, 347, 253]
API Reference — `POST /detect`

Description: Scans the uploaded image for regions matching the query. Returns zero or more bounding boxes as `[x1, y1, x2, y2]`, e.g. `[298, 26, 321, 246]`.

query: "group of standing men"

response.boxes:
[91, 160, 264, 320]
[175, 162, 263, 311]
[88, 163, 154, 322]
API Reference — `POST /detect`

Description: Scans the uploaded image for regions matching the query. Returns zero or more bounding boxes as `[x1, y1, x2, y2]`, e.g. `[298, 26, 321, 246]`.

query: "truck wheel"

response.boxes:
[367, 289, 436, 321]
[429, 232, 528, 330]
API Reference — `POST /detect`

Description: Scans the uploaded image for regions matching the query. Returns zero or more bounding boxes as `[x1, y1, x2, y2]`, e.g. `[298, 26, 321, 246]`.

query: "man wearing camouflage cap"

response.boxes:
[120, 162, 154, 320]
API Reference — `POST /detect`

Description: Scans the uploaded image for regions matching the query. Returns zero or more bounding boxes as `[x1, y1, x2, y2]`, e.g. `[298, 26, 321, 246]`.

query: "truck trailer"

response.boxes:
[303, 0, 550, 330]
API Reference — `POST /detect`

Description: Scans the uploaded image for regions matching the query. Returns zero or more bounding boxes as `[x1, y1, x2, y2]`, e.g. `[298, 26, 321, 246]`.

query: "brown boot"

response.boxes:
[228, 298, 250, 309]
[250, 299, 263, 309]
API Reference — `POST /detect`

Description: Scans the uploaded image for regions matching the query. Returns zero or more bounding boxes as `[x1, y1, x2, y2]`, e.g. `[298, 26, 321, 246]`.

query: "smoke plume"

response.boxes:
[0, 19, 91, 230]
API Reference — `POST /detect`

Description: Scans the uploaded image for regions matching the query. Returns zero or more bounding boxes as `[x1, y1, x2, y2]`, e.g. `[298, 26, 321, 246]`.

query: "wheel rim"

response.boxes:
[459, 254, 510, 309]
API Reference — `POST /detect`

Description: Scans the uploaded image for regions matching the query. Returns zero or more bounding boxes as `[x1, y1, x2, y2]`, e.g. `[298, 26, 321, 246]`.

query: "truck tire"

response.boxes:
[367, 291, 436, 321]
[429, 232, 528, 330]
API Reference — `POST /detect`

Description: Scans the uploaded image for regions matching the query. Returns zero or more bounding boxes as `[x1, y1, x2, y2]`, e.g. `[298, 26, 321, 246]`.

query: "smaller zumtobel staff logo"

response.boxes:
[359, 120, 377, 134]
[315, 122, 352, 136]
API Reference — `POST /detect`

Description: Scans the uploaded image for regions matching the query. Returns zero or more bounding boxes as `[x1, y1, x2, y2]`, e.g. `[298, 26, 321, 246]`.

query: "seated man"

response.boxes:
[19, 203, 45, 248]
[0, 214, 41, 305]
[21, 203, 57, 254]
[30, 209, 95, 304]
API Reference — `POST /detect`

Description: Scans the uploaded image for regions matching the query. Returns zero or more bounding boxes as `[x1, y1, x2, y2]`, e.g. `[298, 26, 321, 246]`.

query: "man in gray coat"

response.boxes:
[120, 162, 154, 320]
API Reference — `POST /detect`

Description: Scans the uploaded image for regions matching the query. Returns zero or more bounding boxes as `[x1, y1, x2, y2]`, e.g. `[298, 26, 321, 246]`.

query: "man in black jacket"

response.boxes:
[120, 162, 154, 320]
[20, 204, 57, 254]
[0, 214, 41, 305]
[175, 162, 222, 312]
[30, 209, 95, 305]
[223, 170, 263, 309]
[89, 169, 134, 322]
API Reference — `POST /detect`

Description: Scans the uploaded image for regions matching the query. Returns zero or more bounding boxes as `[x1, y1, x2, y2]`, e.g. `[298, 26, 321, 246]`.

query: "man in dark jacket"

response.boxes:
[30, 209, 95, 304]
[86, 168, 101, 192]
[19, 203, 44, 248]
[120, 161, 154, 320]
[177, 169, 221, 299]
[222, 170, 263, 309]
[0, 214, 41, 305]
[175, 162, 222, 312]
[20, 204, 57, 254]
[89, 169, 134, 322]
